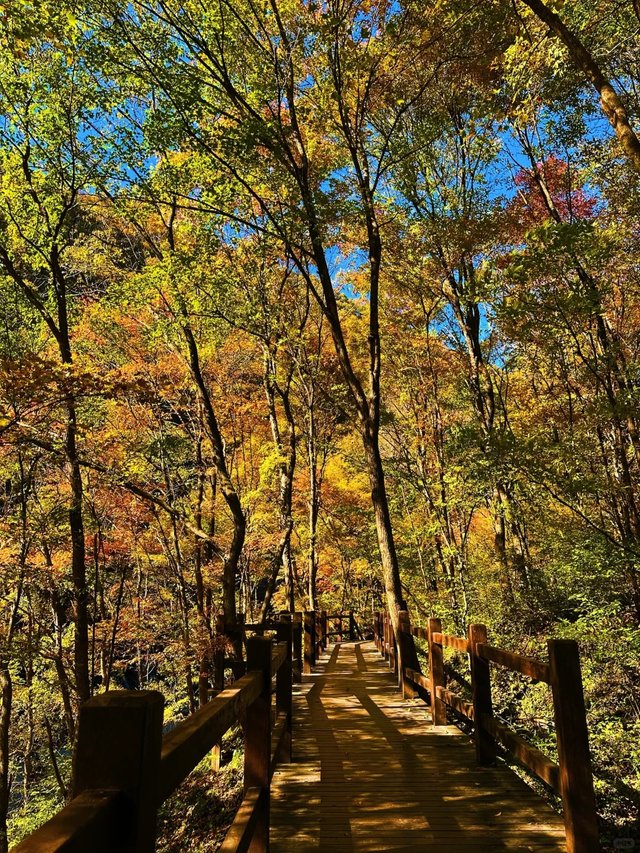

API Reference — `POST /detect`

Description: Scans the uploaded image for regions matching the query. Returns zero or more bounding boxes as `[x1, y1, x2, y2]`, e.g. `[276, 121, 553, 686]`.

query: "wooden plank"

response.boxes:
[548, 639, 600, 852]
[270, 641, 566, 853]
[469, 624, 497, 766]
[428, 618, 446, 725]
[411, 625, 429, 640]
[477, 643, 551, 683]
[244, 622, 281, 632]
[158, 672, 261, 803]
[436, 686, 474, 720]
[433, 631, 469, 653]
[218, 787, 264, 853]
[244, 637, 271, 853]
[271, 641, 287, 674]
[404, 666, 430, 693]
[482, 714, 560, 792]
[11, 791, 122, 853]
[270, 711, 288, 774]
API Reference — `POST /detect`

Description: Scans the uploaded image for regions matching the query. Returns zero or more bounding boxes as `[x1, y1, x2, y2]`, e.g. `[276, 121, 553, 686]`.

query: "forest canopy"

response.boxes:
[0, 0, 639, 848]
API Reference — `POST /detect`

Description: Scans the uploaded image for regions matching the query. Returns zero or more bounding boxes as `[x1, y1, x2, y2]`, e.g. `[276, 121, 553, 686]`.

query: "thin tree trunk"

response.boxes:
[362, 426, 405, 623]
[182, 322, 245, 665]
[0, 668, 11, 853]
[307, 424, 320, 610]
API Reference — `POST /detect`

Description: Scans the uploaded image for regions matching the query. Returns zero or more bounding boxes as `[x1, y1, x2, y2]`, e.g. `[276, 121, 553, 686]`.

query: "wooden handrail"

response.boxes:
[218, 787, 264, 853]
[12, 627, 295, 853]
[431, 631, 469, 653]
[436, 686, 474, 721]
[477, 642, 551, 683]
[373, 610, 600, 853]
[12, 791, 122, 853]
[482, 714, 560, 792]
[159, 672, 262, 803]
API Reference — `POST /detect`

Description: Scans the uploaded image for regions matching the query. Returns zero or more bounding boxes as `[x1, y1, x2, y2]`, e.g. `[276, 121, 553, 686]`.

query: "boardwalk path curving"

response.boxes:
[270, 641, 566, 852]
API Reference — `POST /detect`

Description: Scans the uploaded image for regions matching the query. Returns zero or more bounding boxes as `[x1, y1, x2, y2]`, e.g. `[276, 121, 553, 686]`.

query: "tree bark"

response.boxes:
[521, 0, 640, 172]
[182, 322, 245, 664]
[0, 668, 11, 853]
[261, 347, 297, 618]
[65, 400, 90, 703]
[307, 419, 320, 610]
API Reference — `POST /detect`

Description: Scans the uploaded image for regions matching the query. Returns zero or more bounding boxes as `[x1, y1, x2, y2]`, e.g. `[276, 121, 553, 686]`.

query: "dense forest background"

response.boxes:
[0, 0, 639, 848]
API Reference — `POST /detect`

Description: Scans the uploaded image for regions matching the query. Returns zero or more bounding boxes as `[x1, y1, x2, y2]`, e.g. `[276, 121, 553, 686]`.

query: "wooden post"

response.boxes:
[211, 614, 225, 771]
[382, 613, 388, 660]
[383, 613, 388, 659]
[398, 611, 420, 699]
[292, 612, 303, 683]
[72, 690, 163, 852]
[304, 611, 316, 673]
[349, 611, 355, 641]
[276, 619, 293, 763]
[315, 611, 321, 657]
[397, 611, 407, 695]
[428, 617, 446, 726]
[468, 624, 496, 765]
[390, 619, 398, 676]
[245, 636, 271, 853]
[548, 640, 600, 853]
[321, 610, 328, 650]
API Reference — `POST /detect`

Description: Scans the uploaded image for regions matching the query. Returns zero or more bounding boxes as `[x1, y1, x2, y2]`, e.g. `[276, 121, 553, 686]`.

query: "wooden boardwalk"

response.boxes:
[271, 641, 567, 852]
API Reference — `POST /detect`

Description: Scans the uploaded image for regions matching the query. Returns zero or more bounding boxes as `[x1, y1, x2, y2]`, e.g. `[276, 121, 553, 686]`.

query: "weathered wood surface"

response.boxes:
[271, 641, 566, 852]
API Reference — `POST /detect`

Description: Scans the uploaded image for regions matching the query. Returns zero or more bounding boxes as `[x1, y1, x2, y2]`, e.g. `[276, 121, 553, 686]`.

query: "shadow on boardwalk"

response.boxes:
[270, 641, 566, 853]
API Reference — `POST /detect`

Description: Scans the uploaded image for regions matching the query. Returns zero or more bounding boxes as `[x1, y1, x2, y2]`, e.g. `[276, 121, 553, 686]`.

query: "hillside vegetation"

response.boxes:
[0, 0, 639, 847]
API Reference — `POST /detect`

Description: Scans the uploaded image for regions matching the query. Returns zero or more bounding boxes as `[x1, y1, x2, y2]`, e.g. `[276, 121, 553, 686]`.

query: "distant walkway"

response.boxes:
[270, 641, 566, 852]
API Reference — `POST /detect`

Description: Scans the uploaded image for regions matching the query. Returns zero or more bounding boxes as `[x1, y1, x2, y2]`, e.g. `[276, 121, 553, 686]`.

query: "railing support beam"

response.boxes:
[428, 618, 446, 726]
[398, 611, 419, 699]
[276, 619, 293, 764]
[304, 611, 316, 673]
[468, 623, 496, 765]
[549, 640, 600, 853]
[293, 611, 303, 683]
[245, 636, 272, 853]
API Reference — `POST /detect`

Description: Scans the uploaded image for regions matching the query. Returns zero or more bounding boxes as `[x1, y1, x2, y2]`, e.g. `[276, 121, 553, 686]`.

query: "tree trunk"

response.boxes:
[362, 425, 405, 632]
[261, 346, 297, 618]
[0, 666, 11, 853]
[521, 0, 640, 172]
[182, 323, 245, 664]
[307, 430, 320, 610]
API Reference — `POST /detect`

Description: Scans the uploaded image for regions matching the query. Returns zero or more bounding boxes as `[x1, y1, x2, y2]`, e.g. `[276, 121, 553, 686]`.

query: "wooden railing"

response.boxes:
[13, 619, 298, 853]
[374, 610, 600, 853]
[12, 609, 361, 853]
[303, 610, 358, 672]
[242, 610, 357, 674]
